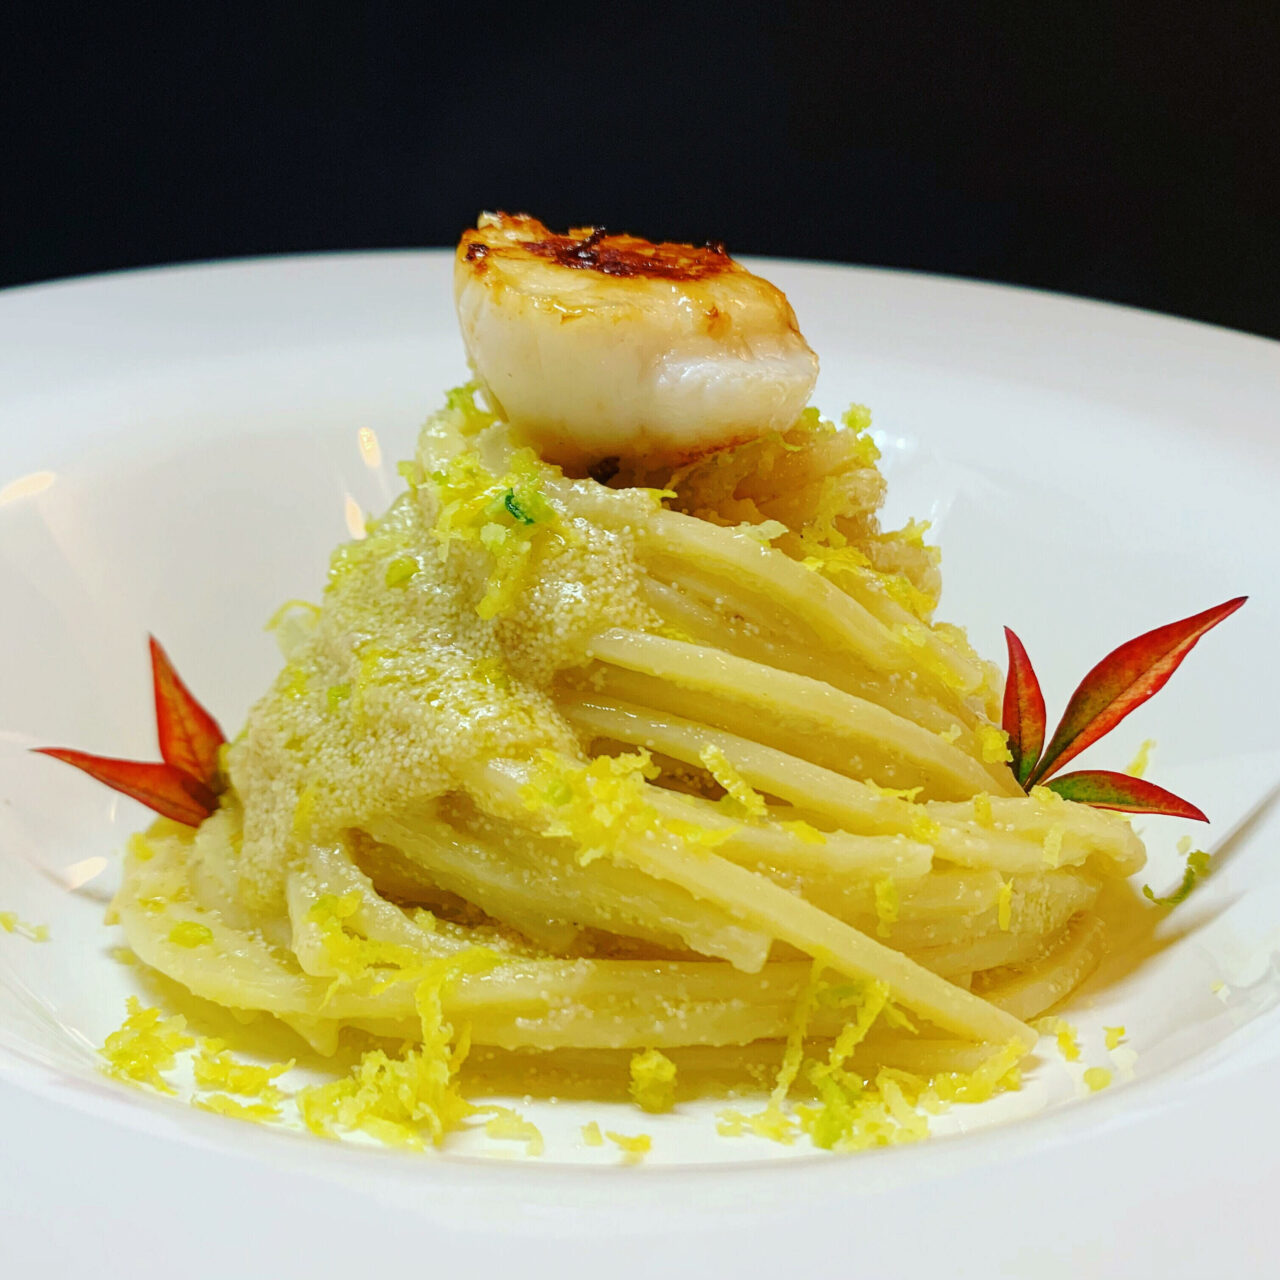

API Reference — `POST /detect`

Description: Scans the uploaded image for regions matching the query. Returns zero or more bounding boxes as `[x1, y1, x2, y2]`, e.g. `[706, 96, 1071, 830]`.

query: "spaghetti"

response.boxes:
[111, 385, 1145, 1149]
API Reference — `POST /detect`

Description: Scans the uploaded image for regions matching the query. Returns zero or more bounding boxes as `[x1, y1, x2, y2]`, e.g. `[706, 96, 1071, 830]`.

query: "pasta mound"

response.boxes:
[103, 385, 1149, 1156]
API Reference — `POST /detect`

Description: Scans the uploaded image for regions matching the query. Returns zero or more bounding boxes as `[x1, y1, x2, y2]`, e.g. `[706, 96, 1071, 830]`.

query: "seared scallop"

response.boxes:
[454, 213, 818, 470]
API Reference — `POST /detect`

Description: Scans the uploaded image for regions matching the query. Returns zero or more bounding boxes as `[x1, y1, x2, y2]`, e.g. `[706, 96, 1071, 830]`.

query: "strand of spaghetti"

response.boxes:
[642, 508, 991, 702]
[364, 809, 772, 971]
[562, 695, 1139, 871]
[546, 473, 977, 698]
[117, 829, 1087, 1051]
[642, 570, 977, 737]
[586, 629, 1018, 800]
[788, 870, 1098, 956]
[462, 1036, 1006, 1100]
[642, 789, 933, 878]
[472, 761, 1035, 1046]
[978, 913, 1108, 1022]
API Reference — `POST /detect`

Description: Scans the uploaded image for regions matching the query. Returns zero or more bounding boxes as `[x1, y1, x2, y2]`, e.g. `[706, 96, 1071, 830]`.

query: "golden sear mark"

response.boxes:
[461, 214, 731, 282]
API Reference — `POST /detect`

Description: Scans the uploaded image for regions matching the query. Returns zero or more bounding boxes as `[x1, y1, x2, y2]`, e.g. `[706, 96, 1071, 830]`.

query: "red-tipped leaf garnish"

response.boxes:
[31, 750, 218, 825]
[34, 640, 226, 827]
[1026, 596, 1247, 787]
[1002, 627, 1046, 789]
[1042, 770, 1208, 822]
[1002, 597, 1246, 820]
[149, 635, 224, 789]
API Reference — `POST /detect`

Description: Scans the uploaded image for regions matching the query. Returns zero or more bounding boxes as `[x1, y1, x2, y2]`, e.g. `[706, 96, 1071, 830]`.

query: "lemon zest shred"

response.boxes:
[605, 1130, 651, 1164]
[978, 723, 1014, 765]
[295, 943, 503, 1148]
[699, 743, 767, 818]
[195, 1094, 281, 1123]
[1034, 1016, 1081, 1062]
[972, 793, 994, 827]
[1143, 849, 1211, 907]
[1083, 1066, 1113, 1092]
[780, 819, 827, 845]
[874, 876, 899, 938]
[1104, 1025, 1126, 1051]
[629, 1048, 678, 1114]
[581, 1120, 604, 1147]
[168, 920, 214, 949]
[1125, 739, 1156, 779]
[484, 1106, 545, 1157]
[100, 997, 194, 1093]
[193, 1039, 294, 1103]
[997, 879, 1014, 931]
[0, 911, 48, 942]
[127, 833, 156, 862]
[1042, 824, 1065, 869]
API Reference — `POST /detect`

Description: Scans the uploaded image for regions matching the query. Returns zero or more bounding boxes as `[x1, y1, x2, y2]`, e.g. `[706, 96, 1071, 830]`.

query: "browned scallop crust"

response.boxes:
[461, 214, 733, 283]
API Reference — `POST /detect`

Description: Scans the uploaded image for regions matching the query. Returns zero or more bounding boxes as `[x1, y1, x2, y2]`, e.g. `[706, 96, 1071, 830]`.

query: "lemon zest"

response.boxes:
[484, 1106, 545, 1157]
[168, 921, 214, 949]
[1125, 739, 1156, 779]
[629, 1048, 678, 1114]
[699, 743, 767, 818]
[0, 912, 48, 942]
[997, 879, 1013, 931]
[605, 1130, 651, 1164]
[100, 997, 194, 1093]
[874, 876, 899, 938]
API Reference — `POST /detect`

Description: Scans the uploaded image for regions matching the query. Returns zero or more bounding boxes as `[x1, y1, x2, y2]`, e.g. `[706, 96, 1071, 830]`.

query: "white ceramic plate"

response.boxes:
[1, 253, 1277, 1278]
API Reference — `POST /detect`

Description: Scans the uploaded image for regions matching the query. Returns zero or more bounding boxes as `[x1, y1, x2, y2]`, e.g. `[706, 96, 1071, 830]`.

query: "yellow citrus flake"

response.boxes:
[1083, 1067, 1113, 1092]
[928, 1039, 1025, 1105]
[195, 1094, 281, 1123]
[295, 947, 502, 1148]
[429, 447, 561, 620]
[997, 879, 1013, 931]
[780, 819, 827, 845]
[972, 793, 993, 827]
[167, 920, 215, 949]
[193, 1039, 293, 1103]
[1034, 1016, 1081, 1062]
[1104, 1025, 1126, 1051]
[0, 912, 48, 942]
[864, 779, 924, 802]
[978, 723, 1013, 764]
[1125, 739, 1155, 779]
[384, 555, 419, 589]
[629, 1048, 678, 1114]
[909, 812, 941, 843]
[520, 749, 722, 866]
[938, 724, 962, 745]
[699, 743, 767, 818]
[484, 1106, 545, 1157]
[581, 1121, 604, 1147]
[127, 833, 156, 862]
[110, 946, 138, 966]
[1177, 835, 1193, 855]
[1042, 824, 1065, 868]
[1143, 848, 1211, 907]
[100, 997, 194, 1093]
[874, 877, 899, 938]
[605, 1130, 651, 1164]
[291, 783, 318, 839]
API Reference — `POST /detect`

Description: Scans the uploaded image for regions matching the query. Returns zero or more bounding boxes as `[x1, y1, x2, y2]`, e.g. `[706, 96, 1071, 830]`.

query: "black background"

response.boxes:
[5, 3, 1278, 337]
